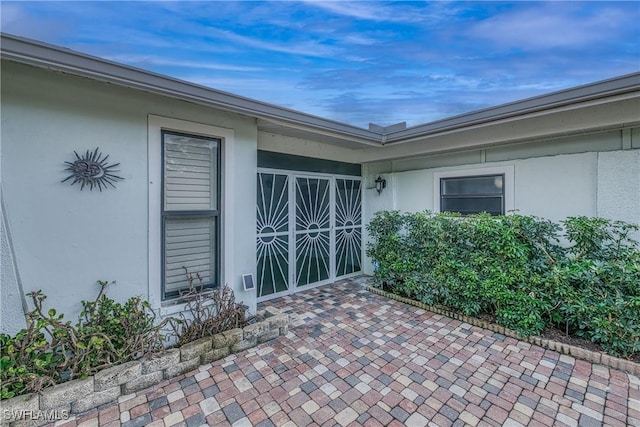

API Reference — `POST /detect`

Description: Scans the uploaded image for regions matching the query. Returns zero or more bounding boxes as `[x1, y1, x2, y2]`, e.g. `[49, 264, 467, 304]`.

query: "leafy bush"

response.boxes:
[0, 318, 62, 399]
[78, 281, 165, 367]
[1, 274, 256, 400]
[1, 281, 164, 399]
[555, 217, 640, 356]
[366, 211, 640, 357]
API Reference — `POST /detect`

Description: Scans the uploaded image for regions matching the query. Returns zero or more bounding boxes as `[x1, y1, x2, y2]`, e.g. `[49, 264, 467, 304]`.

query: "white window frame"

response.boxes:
[433, 165, 514, 215]
[148, 115, 235, 315]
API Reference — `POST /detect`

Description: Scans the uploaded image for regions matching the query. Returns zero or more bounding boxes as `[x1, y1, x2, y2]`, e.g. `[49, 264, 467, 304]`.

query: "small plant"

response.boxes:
[1, 271, 261, 400]
[0, 315, 61, 399]
[168, 268, 253, 347]
[1, 281, 165, 399]
[78, 280, 165, 367]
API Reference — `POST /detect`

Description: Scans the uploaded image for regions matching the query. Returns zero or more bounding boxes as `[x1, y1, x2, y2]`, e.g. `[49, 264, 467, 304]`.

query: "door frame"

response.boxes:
[257, 168, 362, 302]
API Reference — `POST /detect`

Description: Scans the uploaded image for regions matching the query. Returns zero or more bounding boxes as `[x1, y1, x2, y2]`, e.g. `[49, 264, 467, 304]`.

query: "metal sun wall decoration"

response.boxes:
[62, 147, 124, 191]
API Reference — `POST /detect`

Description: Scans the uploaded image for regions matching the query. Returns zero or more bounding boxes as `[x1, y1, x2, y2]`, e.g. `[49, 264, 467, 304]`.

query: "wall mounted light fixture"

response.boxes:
[375, 176, 386, 194]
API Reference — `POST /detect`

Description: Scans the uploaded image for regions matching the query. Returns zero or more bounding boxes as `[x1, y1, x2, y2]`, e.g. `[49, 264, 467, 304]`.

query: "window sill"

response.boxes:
[157, 289, 216, 317]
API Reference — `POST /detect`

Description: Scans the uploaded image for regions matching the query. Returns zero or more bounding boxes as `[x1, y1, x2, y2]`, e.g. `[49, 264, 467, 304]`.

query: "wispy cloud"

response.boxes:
[301, 0, 459, 24]
[1, 0, 638, 127]
[204, 27, 342, 58]
[467, 3, 635, 51]
[102, 55, 265, 72]
[301, 1, 406, 22]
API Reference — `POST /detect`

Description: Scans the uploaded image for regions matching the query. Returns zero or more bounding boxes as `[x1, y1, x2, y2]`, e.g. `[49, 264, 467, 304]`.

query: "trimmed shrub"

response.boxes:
[366, 211, 640, 357]
[167, 269, 252, 347]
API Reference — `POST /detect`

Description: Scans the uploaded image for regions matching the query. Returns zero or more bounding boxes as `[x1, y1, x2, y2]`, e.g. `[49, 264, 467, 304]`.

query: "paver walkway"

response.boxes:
[57, 277, 639, 427]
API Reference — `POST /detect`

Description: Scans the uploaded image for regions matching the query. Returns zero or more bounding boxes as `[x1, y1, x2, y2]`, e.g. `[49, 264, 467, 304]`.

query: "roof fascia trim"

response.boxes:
[2, 33, 639, 148]
[0, 33, 380, 144]
[384, 73, 640, 144]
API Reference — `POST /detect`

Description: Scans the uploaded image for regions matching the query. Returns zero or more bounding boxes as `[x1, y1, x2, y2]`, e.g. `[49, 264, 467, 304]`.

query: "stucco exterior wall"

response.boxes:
[257, 132, 361, 163]
[514, 153, 597, 222]
[597, 150, 640, 238]
[1, 202, 27, 335]
[362, 144, 639, 274]
[1, 62, 258, 329]
[386, 152, 597, 220]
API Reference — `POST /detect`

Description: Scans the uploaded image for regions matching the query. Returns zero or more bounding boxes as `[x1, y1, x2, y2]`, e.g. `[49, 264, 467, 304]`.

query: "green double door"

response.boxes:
[256, 170, 362, 301]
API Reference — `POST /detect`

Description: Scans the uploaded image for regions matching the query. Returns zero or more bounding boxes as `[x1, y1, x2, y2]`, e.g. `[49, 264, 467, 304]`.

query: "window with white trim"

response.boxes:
[440, 174, 505, 216]
[162, 131, 220, 299]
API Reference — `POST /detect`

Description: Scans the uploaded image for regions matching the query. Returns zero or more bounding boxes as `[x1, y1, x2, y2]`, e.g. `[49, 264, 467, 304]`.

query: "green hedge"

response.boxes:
[366, 211, 640, 357]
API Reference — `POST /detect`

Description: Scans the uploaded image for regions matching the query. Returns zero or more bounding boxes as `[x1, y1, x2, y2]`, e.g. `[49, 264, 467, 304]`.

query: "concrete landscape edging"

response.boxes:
[367, 286, 640, 376]
[0, 307, 289, 426]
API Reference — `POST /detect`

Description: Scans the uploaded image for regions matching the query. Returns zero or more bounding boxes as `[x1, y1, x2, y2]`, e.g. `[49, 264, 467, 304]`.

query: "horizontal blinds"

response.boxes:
[441, 175, 503, 196]
[164, 134, 218, 211]
[164, 217, 215, 293]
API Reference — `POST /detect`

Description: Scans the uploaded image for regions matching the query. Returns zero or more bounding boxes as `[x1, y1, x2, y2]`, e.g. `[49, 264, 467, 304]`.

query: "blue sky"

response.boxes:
[2, 1, 639, 128]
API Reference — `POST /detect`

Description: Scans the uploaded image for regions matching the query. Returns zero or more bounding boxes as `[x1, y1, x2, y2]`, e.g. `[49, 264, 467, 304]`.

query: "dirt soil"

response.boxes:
[378, 284, 639, 364]
[540, 326, 640, 363]
[477, 313, 640, 363]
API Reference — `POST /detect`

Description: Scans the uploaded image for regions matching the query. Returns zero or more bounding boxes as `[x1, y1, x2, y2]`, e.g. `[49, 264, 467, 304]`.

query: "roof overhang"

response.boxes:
[358, 95, 640, 162]
[2, 33, 639, 154]
[383, 73, 640, 145]
[0, 33, 381, 148]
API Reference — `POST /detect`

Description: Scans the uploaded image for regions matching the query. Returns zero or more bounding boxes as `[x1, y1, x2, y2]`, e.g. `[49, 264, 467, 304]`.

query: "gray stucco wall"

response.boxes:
[597, 150, 640, 239]
[381, 152, 599, 221]
[362, 135, 640, 274]
[1, 61, 258, 328]
[1, 199, 27, 335]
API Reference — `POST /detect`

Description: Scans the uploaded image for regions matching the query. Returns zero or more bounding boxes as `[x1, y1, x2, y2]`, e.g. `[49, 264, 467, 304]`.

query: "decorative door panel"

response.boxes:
[257, 173, 290, 298]
[335, 178, 362, 277]
[295, 177, 331, 287]
[257, 171, 362, 301]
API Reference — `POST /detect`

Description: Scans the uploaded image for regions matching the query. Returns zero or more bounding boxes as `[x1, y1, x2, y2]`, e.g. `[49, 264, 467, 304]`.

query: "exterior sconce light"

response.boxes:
[375, 176, 386, 194]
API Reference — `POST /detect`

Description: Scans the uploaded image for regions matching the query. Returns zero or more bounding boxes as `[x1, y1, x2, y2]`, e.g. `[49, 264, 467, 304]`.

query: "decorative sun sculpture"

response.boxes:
[62, 148, 124, 191]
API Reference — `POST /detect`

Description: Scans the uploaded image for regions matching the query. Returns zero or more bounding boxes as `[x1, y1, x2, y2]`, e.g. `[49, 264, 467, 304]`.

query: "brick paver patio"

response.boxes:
[56, 277, 639, 427]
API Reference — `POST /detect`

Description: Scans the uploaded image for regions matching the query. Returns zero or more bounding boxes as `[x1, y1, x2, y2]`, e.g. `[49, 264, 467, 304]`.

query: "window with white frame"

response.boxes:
[441, 174, 504, 216]
[434, 166, 514, 216]
[161, 131, 220, 299]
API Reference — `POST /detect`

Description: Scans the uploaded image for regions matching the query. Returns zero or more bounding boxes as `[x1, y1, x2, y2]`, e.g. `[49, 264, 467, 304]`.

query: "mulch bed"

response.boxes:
[380, 284, 639, 364]
[476, 312, 639, 363]
[540, 326, 640, 363]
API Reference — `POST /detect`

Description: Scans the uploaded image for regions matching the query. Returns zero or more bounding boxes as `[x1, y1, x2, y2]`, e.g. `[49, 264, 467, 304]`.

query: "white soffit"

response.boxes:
[256, 120, 377, 149]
